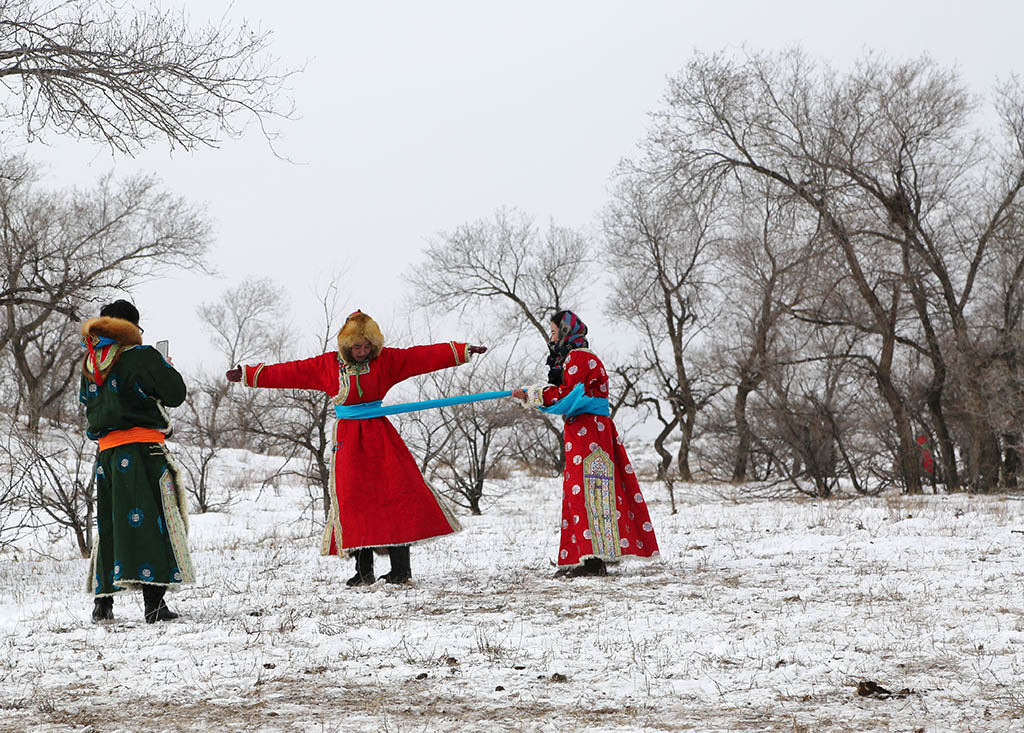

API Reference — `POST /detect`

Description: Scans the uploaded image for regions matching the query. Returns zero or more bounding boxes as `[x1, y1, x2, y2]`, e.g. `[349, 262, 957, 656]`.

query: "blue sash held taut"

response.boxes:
[334, 383, 609, 420]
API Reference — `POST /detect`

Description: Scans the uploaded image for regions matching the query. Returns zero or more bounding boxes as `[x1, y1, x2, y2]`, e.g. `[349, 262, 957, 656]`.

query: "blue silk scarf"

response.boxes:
[334, 383, 610, 420]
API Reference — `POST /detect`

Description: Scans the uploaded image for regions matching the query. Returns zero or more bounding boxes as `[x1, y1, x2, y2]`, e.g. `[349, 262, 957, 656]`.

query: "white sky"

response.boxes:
[17, 0, 1024, 373]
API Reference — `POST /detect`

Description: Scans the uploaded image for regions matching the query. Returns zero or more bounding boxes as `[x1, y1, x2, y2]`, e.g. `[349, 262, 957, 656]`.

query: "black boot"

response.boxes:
[568, 557, 607, 578]
[91, 596, 114, 622]
[346, 548, 375, 587]
[142, 586, 177, 623]
[156, 599, 179, 620]
[381, 546, 412, 584]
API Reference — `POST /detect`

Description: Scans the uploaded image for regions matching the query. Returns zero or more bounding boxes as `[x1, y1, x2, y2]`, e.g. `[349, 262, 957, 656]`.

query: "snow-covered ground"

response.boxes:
[2, 445, 1024, 732]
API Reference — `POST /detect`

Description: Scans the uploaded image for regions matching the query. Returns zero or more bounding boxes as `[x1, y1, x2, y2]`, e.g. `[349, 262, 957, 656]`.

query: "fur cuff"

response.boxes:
[525, 384, 547, 408]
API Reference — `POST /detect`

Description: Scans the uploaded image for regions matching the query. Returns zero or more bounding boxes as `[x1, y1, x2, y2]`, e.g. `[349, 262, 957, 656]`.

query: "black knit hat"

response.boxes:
[99, 299, 140, 325]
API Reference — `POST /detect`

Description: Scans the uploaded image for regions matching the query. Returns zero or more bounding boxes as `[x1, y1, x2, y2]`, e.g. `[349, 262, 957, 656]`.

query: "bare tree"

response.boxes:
[407, 207, 592, 461]
[176, 378, 233, 514]
[501, 408, 564, 477]
[0, 155, 211, 431]
[232, 280, 344, 518]
[3, 307, 81, 429]
[602, 170, 720, 480]
[980, 211, 1024, 488]
[649, 48, 1024, 493]
[0, 420, 34, 549]
[707, 179, 821, 482]
[198, 277, 289, 369]
[408, 207, 591, 340]
[0, 0, 293, 154]
[754, 332, 873, 498]
[389, 335, 560, 512]
[181, 277, 289, 512]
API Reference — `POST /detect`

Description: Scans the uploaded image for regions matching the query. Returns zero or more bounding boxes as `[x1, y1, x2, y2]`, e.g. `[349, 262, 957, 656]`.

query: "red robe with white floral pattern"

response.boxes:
[534, 348, 660, 566]
[242, 343, 469, 553]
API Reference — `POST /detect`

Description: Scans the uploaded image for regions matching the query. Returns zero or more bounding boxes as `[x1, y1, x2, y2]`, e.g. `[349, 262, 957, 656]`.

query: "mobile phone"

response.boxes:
[155, 340, 169, 359]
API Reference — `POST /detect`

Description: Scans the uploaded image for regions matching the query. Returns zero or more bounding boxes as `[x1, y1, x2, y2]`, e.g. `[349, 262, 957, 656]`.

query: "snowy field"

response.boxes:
[2, 445, 1024, 732]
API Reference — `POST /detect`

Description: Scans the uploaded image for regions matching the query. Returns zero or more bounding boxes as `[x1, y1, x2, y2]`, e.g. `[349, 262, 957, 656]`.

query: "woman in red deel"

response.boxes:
[512, 310, 659, 577]
[227, 311, 486, 586]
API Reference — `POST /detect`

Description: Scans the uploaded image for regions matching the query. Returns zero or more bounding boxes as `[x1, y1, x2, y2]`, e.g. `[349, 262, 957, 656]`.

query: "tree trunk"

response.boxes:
[653, 417, 680, 480]
[468, 491, 482, 516]
[73, 523, 90, 559]
[85, 463, 96, 555]
[677, 407, 695, 482]
[873, 371, 921, 494]
[314, 408, 331, 520]
[976, 428, 1002, 493]
[731, 383, 754, 482]
[1003, 432, 1021, 488]
[925, 387, 960, 492]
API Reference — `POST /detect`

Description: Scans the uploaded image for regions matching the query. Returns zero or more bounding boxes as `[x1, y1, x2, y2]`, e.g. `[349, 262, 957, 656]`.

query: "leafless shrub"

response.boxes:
[398, 358, 524, 516]
[1, 417, 95, 556]
[0, 418, 33, 549]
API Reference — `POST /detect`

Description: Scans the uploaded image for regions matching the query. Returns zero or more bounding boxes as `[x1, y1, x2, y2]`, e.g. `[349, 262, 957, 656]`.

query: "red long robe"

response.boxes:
[532, 348, 660, 566]
[242, 343, 470, 553]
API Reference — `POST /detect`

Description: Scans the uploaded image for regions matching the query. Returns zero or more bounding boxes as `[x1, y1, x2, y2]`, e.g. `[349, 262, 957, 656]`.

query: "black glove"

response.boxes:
[225, 365, 242, 383]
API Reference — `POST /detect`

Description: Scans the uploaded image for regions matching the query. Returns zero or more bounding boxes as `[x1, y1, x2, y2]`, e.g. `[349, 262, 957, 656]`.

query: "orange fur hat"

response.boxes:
[80, 315, 143, 383]
[80, 316, 143, 346]
[336, 310, 384, 363]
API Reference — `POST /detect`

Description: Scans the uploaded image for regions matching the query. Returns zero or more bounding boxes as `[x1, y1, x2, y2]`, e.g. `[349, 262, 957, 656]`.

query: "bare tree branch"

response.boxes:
[0, 0, 295, 154]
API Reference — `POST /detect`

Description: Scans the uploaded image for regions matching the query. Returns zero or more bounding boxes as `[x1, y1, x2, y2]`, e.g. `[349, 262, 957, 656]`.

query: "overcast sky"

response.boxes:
[18, 0, 1024, 373]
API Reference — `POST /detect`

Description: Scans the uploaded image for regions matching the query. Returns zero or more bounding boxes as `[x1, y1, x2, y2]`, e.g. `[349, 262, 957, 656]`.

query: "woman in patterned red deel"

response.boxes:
[513, 310, 659, 577]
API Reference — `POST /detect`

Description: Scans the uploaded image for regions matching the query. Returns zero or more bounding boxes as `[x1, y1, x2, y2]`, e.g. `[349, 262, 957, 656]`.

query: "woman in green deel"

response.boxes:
[79, 299, 195, 624]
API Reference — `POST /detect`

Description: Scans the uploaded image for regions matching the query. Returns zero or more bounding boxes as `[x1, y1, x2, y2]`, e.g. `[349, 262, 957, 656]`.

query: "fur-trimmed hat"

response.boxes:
[81, 315, 143, 384]
[81, 316, 143, 347]
[336, 310, 384, 363]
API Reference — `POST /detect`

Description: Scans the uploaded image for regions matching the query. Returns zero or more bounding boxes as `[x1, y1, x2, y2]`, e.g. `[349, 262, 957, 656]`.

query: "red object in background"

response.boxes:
[918, 435, 934, 475]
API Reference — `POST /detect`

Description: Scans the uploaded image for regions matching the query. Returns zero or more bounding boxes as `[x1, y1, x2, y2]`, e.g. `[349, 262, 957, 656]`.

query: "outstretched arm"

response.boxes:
[386, 342, 486, 384]
[226, 352, 337, 393]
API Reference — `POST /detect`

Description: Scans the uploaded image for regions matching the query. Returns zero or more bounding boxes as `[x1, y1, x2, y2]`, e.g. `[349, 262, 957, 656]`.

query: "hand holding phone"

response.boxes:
[155, 340, 169, 359]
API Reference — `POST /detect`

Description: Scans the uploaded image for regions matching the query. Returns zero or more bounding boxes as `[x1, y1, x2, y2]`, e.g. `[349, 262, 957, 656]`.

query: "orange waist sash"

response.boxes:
[97, 427, 166, 451]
